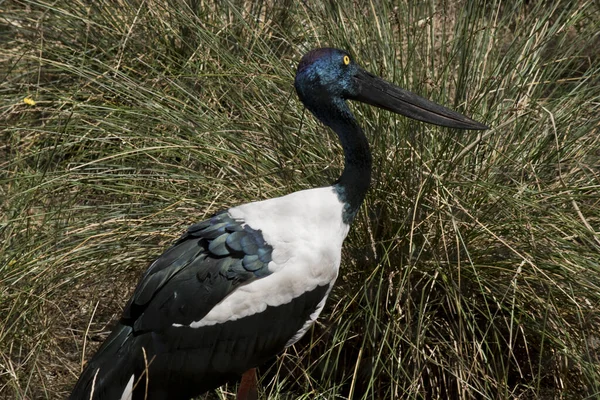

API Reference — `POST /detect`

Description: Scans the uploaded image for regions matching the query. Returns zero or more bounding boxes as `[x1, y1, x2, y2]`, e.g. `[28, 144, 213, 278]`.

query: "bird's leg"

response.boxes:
[236, 368, 258, 400]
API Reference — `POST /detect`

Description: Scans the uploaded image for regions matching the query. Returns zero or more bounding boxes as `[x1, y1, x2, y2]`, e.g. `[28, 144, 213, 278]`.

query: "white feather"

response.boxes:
[179, 186, 349, 330]
[119, 374, 134, 400]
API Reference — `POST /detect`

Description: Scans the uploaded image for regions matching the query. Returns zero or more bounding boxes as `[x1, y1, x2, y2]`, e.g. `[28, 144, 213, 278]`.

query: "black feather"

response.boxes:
[70, 211, 275, 400]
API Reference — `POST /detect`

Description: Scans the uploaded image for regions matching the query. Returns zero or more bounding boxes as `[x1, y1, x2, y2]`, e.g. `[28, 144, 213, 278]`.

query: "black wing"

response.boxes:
[70, 211, 329, 400]
[122, 211, 273, 332]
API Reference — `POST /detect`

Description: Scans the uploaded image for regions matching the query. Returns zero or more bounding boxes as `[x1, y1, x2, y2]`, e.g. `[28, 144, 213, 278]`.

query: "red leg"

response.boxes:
[236, 368, 258, 400]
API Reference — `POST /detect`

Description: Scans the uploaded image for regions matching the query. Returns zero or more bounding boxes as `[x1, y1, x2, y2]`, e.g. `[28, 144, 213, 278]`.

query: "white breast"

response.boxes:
[185, 186, 350, 328]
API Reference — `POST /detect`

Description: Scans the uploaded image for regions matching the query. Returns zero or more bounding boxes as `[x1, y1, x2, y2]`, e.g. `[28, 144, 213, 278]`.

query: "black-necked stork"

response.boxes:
[69, 48, 487, 400]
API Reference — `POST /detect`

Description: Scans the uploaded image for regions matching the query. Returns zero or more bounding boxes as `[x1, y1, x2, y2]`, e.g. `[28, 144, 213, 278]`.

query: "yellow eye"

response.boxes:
[343, 55, 350, 65]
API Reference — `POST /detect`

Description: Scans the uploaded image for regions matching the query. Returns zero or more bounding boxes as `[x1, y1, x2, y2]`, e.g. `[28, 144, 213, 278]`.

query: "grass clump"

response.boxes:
[2, 0, 599, 399]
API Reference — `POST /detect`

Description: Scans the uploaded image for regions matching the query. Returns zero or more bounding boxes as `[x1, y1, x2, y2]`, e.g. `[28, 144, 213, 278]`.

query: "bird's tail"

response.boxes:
[69, 323, 143, 400]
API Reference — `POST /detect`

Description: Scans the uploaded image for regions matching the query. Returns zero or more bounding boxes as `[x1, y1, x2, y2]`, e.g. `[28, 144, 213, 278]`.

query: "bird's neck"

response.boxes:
[311, 99, 372, 224]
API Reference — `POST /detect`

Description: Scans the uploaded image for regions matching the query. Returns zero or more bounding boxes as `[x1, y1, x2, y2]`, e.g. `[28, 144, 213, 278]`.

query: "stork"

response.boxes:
[69, 47, 487, 400]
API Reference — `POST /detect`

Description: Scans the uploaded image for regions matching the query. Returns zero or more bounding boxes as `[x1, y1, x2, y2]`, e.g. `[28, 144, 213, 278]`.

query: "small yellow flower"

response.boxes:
[23, 97, 36, 106]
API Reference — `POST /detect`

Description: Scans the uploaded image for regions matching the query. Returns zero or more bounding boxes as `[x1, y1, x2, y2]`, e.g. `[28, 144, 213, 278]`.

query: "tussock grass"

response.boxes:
[2, 0, 599, 398]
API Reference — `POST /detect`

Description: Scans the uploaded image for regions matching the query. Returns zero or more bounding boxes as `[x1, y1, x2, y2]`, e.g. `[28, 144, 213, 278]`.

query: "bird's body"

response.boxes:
[70, 48, 486, 400]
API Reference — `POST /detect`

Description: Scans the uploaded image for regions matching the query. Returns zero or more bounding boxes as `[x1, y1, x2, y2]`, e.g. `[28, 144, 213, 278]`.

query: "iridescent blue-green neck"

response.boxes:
[293, 48, 372, 224]
[308, 97, 372, 224]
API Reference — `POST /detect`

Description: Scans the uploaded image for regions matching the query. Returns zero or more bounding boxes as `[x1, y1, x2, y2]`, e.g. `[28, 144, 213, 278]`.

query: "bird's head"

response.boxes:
[294, 47, 487, 130]
[295, 48, 359, 103]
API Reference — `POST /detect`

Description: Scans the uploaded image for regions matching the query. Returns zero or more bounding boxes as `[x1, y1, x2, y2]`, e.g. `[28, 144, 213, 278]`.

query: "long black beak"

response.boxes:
[351, 68, 488, 130]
